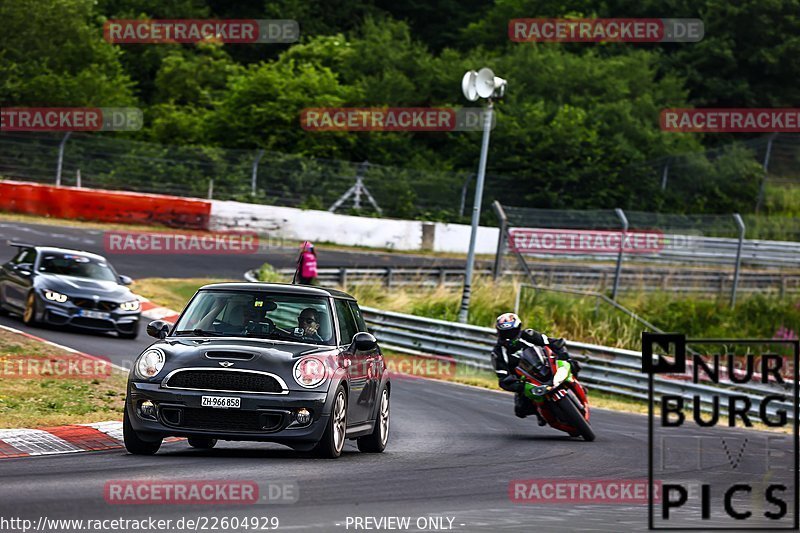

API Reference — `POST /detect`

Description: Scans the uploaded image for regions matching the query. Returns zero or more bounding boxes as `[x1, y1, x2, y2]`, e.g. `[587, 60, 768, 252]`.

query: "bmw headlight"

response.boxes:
[43, 290, 68, 303]
[135, 348, 165, 379]
[119, 300, 140, 311]
[293, 357, 327, 388]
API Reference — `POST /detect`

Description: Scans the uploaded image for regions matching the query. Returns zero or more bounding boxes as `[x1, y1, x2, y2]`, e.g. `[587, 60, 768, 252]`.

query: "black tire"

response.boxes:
[123, 409, 162, 455]
[22, 292, 38, 326]
[119, 329, 139, 340]
[314, 385, 347, 459]
[188, 437, 217, 449]
[0, 290, 9, 316]
[357, 387, 389, 453]
[554, 395, 595, 442]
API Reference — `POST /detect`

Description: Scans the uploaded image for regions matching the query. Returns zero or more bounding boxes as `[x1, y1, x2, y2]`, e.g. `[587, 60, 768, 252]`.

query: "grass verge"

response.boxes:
[131, 277, 233, 311]
[0, 328, 127, 428]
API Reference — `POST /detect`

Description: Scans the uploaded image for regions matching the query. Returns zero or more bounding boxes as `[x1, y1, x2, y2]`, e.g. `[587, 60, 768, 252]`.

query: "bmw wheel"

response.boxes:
[22, 292, 38, 326]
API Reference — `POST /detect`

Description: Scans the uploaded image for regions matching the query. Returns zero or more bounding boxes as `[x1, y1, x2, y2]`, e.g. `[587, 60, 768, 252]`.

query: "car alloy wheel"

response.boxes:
[23, 293, 36, 324]
[332, 389, 347, 454]
[379, 389, 389, 447]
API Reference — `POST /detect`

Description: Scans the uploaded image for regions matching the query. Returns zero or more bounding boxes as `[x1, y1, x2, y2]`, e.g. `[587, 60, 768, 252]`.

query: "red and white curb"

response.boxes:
[0, 423, 124, 458]
[0, 298, 183, 460]
[0, 422, 183, 459]
[136, 295, 180, 323]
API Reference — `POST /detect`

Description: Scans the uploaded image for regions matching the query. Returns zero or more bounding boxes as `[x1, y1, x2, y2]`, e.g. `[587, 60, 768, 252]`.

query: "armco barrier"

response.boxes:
[0, 180, 211, 229]
[361, 307, 795, 420]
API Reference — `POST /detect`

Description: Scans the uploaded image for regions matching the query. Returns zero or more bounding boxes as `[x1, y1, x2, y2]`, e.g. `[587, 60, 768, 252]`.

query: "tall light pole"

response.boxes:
[457, 68, 506, 323]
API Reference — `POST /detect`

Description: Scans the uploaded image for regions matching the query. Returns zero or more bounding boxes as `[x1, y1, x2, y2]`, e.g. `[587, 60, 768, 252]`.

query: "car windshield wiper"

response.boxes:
[174, 328, 222, 337]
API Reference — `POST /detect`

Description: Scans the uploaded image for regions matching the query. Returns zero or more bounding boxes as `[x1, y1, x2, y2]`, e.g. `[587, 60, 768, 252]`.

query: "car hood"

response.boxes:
[34, 274, 133, 301]
[139, 337, 340, 392]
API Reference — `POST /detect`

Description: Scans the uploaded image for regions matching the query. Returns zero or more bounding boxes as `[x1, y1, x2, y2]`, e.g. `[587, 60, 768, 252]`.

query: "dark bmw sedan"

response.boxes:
[0, 243, 141, 338]
[124, 282, 390, 458]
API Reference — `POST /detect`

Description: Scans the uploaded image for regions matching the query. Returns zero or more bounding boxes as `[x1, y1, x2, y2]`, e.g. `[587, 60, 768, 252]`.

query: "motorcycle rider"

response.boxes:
[491, 312, 579, 425]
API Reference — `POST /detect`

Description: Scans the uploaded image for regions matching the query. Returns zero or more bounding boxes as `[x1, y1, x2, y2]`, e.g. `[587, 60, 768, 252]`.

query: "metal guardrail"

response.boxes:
[361, 306, 795, 420]
[515, 234, 800, 269]
[276, 266, 800, 296]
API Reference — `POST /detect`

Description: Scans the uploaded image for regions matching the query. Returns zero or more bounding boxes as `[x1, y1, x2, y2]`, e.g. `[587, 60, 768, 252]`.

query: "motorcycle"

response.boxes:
[514, 342, 595, 441]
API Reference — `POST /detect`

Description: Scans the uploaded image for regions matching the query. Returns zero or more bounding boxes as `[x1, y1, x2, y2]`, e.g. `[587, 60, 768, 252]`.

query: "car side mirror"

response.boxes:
[119, 275, 133, 286]
[146, 320, 170, 339]
[352, 332, 377, 352]
[14, 263, 32, 276]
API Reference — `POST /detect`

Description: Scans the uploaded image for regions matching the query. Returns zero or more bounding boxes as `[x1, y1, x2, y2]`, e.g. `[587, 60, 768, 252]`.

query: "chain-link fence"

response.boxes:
[494, 203, 800, 305]
[0, 131, 798, 222]
[0, 132, 485, 222]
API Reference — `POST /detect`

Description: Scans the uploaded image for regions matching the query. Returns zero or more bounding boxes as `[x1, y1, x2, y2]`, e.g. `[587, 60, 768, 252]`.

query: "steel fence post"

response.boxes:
[755, 133, 777, 213]
[55, 132, 71, 186]
[731, 213, 745, 308]
[492, 201, 508, 281]
[611, 208, 628, 301]
[251, 149, 265, 197]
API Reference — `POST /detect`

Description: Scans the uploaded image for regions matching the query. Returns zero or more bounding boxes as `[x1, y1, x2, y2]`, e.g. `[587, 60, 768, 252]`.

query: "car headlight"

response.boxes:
[135, 348, 165, 379]
[43, 290, 68, 303]
[119, 300, 140, 311]
[293, 357, 327, 388]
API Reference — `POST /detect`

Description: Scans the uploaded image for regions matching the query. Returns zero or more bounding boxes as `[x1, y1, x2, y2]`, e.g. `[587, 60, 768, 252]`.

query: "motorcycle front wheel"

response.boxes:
[552, 395, 596, 442]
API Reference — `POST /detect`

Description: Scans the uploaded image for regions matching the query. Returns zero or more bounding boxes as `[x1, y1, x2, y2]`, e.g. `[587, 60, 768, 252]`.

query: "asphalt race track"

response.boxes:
[0, 219, 797, 532]
[0, 221, 477, 280]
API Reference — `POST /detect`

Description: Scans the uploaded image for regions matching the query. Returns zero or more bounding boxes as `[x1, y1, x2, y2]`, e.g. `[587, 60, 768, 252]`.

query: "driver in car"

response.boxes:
[296, 307, 324, 343]
[491, 312, 578, 425]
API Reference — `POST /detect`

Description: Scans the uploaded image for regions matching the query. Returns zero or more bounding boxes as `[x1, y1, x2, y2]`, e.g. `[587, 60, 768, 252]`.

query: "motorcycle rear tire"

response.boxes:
[553, 395, 595, 442]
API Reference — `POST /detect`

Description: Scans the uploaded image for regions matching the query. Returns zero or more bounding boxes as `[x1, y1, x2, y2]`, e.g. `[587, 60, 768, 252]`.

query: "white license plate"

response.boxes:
[80, 310, 110, 319]
[201, 396, 241, 409]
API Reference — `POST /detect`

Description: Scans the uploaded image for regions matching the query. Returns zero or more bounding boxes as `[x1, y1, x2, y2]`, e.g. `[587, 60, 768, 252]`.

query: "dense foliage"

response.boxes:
[2, 0, 797, 218]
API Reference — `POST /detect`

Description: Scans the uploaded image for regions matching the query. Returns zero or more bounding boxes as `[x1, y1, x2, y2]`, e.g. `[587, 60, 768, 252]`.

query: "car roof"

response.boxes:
[198, 282, 357, 300]
[10, 243, 108, 262]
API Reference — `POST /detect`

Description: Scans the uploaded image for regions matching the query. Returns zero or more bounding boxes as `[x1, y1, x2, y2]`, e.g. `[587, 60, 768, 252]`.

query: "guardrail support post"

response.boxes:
[386, 267, 393, 288]
[492, 201, 508, 281]
[731, 213, 746, 308]
[55, 132, 71, 186]
[439, 268, 446, 287]
[207, 178, 214, 199]
[339, 268, 347, 287]
[611, 208, 628, 301]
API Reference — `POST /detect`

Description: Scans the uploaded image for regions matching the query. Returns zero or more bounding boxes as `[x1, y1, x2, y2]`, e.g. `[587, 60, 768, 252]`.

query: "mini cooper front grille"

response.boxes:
[162, 408, 285, 432]
[163, 370, 285, 394]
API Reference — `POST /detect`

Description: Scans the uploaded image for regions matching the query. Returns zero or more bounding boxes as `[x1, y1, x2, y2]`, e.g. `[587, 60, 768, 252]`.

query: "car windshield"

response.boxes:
[38, 253, 118, 282]
[173, 290, 336, 346]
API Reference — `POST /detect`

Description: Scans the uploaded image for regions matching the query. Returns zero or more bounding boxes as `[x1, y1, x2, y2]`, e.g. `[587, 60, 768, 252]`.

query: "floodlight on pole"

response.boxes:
[457, 68, 506, 324]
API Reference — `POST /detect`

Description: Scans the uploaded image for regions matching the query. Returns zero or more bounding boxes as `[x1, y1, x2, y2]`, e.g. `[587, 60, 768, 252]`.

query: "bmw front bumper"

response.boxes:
[38, 298, 140, 335]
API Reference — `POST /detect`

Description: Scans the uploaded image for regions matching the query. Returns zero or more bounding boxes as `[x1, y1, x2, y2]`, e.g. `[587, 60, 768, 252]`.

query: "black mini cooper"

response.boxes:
[124, 282, 390, 458]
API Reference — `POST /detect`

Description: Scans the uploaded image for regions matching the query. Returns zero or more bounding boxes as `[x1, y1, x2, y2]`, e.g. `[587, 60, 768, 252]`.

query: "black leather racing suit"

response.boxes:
[491, 329, 576, 418]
